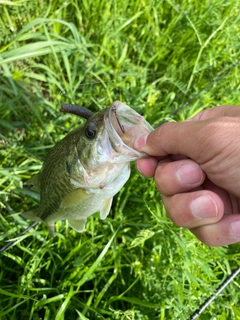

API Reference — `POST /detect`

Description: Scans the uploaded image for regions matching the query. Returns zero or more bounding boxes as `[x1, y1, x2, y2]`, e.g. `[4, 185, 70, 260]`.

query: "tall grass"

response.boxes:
[0, 0, 240, 319]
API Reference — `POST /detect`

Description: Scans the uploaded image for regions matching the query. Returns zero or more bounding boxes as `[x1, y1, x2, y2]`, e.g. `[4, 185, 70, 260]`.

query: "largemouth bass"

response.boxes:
[22, 101, 153, 236]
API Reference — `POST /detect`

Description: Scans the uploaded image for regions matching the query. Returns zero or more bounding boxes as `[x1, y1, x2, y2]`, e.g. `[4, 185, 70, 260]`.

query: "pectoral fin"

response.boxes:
[21, 210, 42, 222]
[68, 219, 86, 232]
[100, 197, 113, 220]
[61, 188, 90, 208]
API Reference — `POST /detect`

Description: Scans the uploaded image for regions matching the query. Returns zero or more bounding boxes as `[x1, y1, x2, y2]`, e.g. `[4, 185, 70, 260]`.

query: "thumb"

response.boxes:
[134, 106, 240, 161]
[134, 120, 221, 162]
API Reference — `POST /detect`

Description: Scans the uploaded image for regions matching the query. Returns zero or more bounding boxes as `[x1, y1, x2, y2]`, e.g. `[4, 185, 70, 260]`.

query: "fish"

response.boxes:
[22, 101, 153, 236]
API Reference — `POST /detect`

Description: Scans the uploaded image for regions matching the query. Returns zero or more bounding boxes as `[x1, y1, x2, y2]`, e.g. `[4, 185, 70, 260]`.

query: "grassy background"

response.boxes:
[0, 0, 240, 319]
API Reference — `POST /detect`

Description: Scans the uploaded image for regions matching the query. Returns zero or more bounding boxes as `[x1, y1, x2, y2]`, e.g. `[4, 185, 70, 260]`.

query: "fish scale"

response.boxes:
[39, 130, 79, 220]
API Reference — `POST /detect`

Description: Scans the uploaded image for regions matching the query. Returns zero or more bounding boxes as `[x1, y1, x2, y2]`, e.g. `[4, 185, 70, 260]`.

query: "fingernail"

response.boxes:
[191, 194, 218, 219]
[230, 220, 240, 239]
[176, 162, 203, 185]
[134, 133, 149, 150]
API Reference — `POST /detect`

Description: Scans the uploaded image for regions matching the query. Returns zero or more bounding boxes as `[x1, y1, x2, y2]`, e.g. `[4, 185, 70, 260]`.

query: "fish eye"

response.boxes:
[85, 124, 96, 139]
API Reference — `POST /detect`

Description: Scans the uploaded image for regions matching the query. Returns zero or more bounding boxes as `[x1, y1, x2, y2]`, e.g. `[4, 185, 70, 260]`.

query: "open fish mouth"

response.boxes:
[104, 101, 153, 160]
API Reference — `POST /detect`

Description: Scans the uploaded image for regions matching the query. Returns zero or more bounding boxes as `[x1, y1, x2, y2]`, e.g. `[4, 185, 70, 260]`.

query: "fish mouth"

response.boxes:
[104, 101, 153, 160]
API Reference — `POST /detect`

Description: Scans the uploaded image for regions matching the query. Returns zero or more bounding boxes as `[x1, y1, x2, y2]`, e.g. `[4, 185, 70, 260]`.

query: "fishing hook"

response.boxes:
[112, 105, 125, 134]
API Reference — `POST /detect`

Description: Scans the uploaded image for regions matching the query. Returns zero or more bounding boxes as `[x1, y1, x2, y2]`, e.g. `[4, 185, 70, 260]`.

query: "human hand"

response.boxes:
[134, 105, 240, 246]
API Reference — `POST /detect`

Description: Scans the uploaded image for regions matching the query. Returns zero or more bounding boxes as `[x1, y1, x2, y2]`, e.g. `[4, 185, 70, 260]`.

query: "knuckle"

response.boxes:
[154, 165, 167, 192]
[191, 226, 221, 246]
[163, 194, 191, 227]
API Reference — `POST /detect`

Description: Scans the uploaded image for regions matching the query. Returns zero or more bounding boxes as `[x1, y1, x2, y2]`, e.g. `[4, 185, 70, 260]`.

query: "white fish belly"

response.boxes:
[45, 163, 130, 224]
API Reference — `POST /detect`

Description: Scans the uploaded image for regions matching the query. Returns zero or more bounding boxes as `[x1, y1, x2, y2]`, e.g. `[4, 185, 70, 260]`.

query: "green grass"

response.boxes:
[0, 0, 240, 319]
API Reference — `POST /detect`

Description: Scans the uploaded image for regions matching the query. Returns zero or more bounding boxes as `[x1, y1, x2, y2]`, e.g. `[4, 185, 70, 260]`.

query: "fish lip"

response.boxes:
[104, 101, 152, 160]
